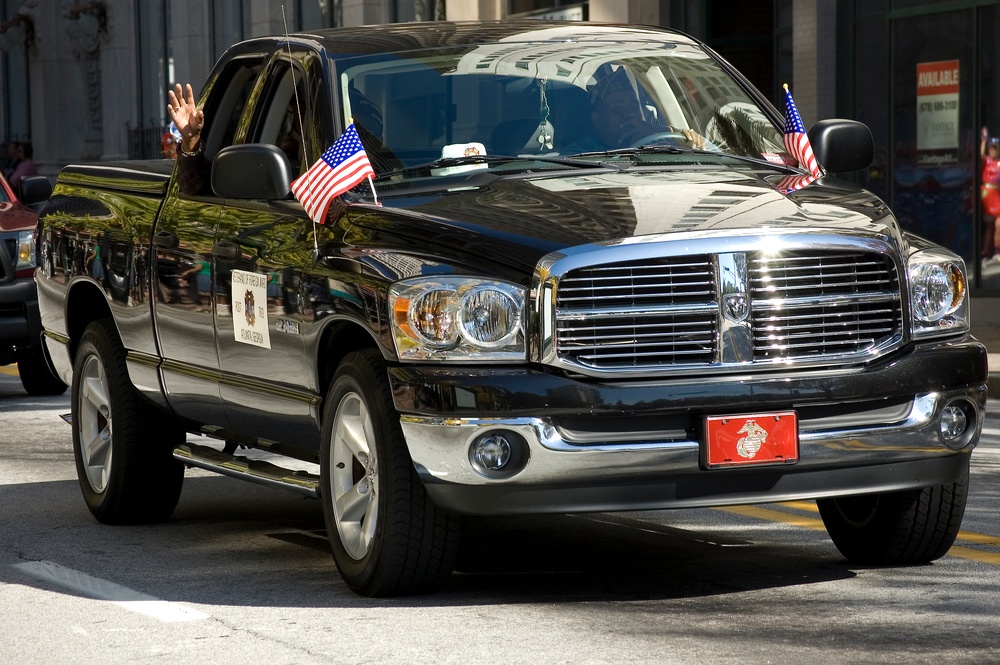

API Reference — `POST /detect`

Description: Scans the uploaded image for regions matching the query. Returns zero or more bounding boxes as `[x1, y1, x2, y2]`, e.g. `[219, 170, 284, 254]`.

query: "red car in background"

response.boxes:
[0, 171, 63, 395]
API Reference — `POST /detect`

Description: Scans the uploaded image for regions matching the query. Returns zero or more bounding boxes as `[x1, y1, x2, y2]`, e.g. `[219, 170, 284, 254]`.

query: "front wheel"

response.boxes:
[320, 349, 461, 596]
[72, 319, 184, 524]
[817, 472, 968, 564]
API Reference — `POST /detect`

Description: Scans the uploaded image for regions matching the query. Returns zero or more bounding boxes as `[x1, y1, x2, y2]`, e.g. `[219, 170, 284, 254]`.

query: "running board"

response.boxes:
[173, 442, 320, 498]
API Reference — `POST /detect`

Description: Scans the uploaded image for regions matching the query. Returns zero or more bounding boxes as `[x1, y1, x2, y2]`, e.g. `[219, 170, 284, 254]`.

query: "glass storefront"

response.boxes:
[849, 1, 1000, 291]
[891, 10, 974, 265]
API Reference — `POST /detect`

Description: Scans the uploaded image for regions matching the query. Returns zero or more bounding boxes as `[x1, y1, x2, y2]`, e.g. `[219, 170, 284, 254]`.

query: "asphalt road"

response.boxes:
[2, 365, 999, 664]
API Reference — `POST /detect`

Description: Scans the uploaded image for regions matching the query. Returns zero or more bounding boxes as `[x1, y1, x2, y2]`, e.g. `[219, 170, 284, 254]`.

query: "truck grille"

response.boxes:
[749, 252, 900, 360]
[551, 247, 902, 374]
[0, 238, 16, 282]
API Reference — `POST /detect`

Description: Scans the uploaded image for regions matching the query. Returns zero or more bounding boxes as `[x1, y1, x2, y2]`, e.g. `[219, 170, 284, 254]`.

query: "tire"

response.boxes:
[817, 472, 968, 565]
[17, 346, 68, 396]
[320, 349, 461, 596]
[71, 319, 184, 524]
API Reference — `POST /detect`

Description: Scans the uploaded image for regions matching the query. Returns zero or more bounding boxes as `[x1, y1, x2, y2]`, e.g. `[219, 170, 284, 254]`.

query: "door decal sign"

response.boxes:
[231, 270, 271, 349]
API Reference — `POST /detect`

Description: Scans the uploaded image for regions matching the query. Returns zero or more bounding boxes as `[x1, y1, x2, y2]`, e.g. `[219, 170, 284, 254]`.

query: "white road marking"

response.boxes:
[11, 560, 210, 623]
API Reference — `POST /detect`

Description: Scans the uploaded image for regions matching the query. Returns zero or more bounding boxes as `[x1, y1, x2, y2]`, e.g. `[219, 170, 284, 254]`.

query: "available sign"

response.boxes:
[916, 60, 959, 165]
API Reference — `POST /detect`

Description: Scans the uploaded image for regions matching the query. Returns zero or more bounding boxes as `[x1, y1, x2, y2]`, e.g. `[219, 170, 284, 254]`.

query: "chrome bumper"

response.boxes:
[399, 389, 983, 515]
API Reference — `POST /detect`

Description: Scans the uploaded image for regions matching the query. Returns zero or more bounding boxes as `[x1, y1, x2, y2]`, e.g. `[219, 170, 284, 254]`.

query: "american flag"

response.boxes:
[291, 123, 375, 224]
[782, 84, 821, 178]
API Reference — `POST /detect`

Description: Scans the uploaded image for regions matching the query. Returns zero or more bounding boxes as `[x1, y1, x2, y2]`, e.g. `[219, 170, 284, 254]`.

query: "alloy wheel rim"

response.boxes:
[330, 391, 379, 560]
[78, 354, 112, 493]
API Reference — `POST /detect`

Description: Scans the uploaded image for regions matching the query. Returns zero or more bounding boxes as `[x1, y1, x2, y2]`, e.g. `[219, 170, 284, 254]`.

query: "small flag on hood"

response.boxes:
[291, 123, 376, 224]
[782, 84, 821, 177]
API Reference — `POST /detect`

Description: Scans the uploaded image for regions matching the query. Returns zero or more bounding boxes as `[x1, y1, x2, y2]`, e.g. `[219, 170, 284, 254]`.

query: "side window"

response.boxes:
[253, 61, 310, 175]
[201, 57, 264, 158]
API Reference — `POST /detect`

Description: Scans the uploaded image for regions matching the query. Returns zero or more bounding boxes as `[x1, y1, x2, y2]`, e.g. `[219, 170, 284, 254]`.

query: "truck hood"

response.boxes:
[0, 200, 38, 232]
[349, 167, 900, 280]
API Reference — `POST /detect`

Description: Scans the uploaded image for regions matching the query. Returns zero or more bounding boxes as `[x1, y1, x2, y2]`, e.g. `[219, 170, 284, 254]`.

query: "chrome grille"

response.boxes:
[555, 256, 717, 369]
[551, 246, 902, 373]
[749, 252, 900, 360]
[0, 238, 15, 282]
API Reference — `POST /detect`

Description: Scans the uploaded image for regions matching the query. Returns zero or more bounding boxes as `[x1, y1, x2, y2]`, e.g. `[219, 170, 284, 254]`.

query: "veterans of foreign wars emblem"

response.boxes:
[736, 419, 768, 459]
[245, 289, 256, 327]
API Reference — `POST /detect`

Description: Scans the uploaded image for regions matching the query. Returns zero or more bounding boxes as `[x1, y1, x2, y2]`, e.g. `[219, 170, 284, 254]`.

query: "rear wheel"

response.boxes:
[320, 349, 461, 596]
[817, 472, 968, 564]
[17, 346, 67, 396]
[72, 319, 184, 524]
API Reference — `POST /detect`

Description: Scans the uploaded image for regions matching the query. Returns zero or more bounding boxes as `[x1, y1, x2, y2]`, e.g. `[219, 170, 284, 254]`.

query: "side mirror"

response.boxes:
[19, 175, 53, 209]
[211, 143, 293, 200]
[807, 119, 874, 174]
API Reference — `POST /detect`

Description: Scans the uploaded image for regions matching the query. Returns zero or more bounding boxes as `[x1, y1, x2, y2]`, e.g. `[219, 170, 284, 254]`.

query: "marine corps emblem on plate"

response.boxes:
[736, 419, 767, 459]
[704, 411, 798, 468]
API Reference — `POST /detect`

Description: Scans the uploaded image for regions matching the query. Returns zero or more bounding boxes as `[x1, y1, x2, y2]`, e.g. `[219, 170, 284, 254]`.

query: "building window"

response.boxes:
[394, 0, 446, 22]
[136, 1, 171, 130]
[774, 0, 792, 108]
[0, 0, 31, 143]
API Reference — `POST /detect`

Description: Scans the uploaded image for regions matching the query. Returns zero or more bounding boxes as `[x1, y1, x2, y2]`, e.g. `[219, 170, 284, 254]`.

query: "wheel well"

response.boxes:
[317, 320, 390, 398]
[65, 281, 114, 363]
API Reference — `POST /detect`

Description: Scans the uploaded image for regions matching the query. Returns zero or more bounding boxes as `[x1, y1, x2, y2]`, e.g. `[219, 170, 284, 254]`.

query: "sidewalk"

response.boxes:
[970, 296, 999, 396]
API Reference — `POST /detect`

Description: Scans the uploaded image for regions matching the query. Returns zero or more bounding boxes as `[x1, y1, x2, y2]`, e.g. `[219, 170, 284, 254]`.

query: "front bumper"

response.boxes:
[389, 339, 987, 515]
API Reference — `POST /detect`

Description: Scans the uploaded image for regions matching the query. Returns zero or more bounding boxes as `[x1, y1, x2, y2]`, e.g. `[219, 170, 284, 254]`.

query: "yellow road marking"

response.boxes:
[780, 500, 819, 513]
[0, 365, 18, 376]
[945, 545, 1000, 566]
[718, 504, 826, 531]
[955, 531, 1000, 547]
[720, 503, 1000, 563]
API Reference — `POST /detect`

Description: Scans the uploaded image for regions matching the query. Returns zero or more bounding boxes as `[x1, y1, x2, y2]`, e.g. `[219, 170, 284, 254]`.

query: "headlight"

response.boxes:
[16, 230, 36, 271]
[908, 249, 968, 338]
[389, 277, 526, 361]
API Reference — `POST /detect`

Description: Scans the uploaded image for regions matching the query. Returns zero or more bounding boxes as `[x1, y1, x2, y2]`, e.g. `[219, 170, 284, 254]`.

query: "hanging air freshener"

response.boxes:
[524, 77, 555, 152]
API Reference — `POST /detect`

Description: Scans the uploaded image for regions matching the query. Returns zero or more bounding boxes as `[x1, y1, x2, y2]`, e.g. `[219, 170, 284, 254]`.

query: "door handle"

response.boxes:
[152, 231, 178, 249]
[212, 240, 239, 261]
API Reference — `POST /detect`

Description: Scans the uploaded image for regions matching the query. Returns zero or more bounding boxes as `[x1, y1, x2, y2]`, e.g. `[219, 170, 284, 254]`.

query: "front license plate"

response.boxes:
[703, 411, 798, 468]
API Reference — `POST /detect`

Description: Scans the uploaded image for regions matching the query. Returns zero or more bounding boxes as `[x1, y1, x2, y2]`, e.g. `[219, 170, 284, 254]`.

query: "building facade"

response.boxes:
[1, 0, 998, 289]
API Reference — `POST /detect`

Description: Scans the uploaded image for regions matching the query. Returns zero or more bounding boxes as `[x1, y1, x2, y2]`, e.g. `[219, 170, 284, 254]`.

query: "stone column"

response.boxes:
[250, 0, 288, 38]
[64, 0, 109, 161]
[444, 0, 502, 21]
[589, 0, 659, 25]
[100, 1, 133, 160]
[342, 0, 389, 27]
[172, 0, 213, 96]
[791, 0, 837, 125]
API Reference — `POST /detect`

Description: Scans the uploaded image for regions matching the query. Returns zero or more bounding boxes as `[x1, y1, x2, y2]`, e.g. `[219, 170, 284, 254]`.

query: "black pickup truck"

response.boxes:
[37, 21, 987, 596]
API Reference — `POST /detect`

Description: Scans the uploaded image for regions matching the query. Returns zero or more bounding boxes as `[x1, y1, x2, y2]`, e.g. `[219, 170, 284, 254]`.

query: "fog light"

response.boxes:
[468, 429, 529, 479]
[472, 434, 511, 470]
[939, 404, 968, 442]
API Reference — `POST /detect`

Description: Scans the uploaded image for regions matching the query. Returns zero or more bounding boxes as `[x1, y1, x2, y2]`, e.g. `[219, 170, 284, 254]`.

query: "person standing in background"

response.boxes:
[2, 142, 21, 178]
[981, 126, 1000, 264]
[8, 141, 37, 188]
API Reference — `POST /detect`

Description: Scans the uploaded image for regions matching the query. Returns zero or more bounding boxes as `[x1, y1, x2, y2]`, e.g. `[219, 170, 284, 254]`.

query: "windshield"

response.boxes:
[334, 37, 791, 179]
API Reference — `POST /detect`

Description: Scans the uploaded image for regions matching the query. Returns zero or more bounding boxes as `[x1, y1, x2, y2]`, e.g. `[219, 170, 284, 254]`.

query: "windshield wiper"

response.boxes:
[375, 154, 608, 181]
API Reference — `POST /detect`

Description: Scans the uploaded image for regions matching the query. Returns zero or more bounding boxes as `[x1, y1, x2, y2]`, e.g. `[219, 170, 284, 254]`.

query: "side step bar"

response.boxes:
[173, 442, 320, 498]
